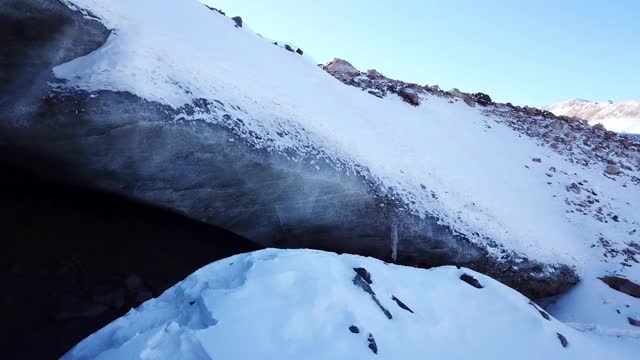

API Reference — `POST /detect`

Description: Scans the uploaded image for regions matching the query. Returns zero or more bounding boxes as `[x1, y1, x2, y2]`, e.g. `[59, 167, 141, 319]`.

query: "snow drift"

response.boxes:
[61, 249, 639, 360]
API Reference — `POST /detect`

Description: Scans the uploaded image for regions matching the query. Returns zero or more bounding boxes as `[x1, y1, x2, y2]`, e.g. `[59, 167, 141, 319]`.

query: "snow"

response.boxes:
[55, 0, 640, 331]
[61, 249, 640, 360]
[545, 99, 640, 134]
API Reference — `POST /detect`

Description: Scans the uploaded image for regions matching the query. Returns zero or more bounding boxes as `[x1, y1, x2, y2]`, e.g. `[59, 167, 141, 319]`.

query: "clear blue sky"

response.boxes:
[210, 0, 639, 107]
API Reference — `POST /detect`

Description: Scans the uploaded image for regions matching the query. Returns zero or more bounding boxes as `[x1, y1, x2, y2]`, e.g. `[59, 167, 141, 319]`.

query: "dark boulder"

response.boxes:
[600, 276, 640, 298]
[472, 92, 492, 106]
[398, 87, 420, 106]
[232, 16, 242, 28]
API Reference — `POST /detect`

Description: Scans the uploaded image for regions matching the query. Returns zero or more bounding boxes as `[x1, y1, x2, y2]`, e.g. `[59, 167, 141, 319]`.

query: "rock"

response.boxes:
[367, 333, 378, 354]
[295, 48, 303, 55]
[472, 92, 492, 106]
[460, 274, 483, 289]
[606, 164, 620, 175]
[324, 58, 359, 74]
[528, 301, 550, 320]
[352, 268, 392, 320]
[532, 158, 542, 163]
[629, 317, 640, 327]
[391, 295, 414, 313]
[353, 267, 372, 284]
[204, 5, 225, 15]
[284, 44, 294, 53]
[556, 333, 568, 348]
[449, 88, 466, 99]
[398, 87, 420, 106]
[600, 276, 640, 298]
[593, 123, 606, 131]
[367, 69, 384, 79]
[349, 325, 360, 333]
[567, 183, 581, 194]
[463, 97, 476, 107]
[549, 121, 562, 131]
[231, 16, 242, 28]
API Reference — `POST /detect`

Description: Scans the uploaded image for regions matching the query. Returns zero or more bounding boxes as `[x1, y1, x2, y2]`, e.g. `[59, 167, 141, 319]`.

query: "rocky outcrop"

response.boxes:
[0, 0, 579, 304]
[472, 92, 492, 106]
[323, 59, 640, 183]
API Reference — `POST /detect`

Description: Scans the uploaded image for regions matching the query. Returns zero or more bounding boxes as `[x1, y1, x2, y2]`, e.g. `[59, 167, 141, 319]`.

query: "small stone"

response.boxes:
[567, 183, 581, 194]
[391, 295, 414, 313]
[367, 333, 378, 354]
[529, 301, 550, 320]
[532, 158, 542, 163]
[353, 267, 372, 284]
[460, 274, 483, 289]
[556, 332, 568, 348]
[606, 164, 620, 175]
[349, 325, 360, 333]
[629, 317, 640, 327]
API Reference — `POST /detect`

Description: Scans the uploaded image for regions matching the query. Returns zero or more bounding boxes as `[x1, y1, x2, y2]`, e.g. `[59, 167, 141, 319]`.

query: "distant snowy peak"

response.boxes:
[61, 249, 638, 360]
[544, 99, 640, 134]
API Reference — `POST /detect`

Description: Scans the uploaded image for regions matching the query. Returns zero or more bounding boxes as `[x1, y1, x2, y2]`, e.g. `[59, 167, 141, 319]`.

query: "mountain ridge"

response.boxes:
[544, 98, 640, 134]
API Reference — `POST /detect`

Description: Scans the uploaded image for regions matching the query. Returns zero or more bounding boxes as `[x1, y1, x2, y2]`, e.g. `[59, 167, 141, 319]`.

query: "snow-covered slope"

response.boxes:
[545, 99, 640, 134]
[62, 249, 639, 360]
[3, 0, 639, 335]
[54, 0, 639, 264]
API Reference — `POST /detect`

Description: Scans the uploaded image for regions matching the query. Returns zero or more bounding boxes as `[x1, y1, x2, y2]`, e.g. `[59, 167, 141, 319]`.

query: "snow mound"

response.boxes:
[62, 249, 638, 359]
